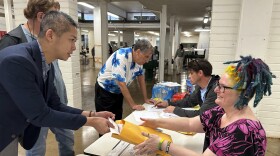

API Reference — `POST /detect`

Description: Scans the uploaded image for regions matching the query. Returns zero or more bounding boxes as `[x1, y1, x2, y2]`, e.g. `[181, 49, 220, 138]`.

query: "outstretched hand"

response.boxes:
[132, 105, 145, 110]
[85, 117, 114, 134]
[163, 106, 175, 113]
[95, 111, 115, 120]
[140, 118, 158, 129]
[154, 100, 168, 108]
[134, 132, 160, 155]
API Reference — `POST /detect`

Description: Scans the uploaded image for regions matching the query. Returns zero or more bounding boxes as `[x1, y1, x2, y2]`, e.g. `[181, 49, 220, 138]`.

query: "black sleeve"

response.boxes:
[0, 35, 19, 50]
[0, 56, 86, 130]
[168, 86, 201, 108]
[173, 107, 200, 117]
[173, 85, 218, 117]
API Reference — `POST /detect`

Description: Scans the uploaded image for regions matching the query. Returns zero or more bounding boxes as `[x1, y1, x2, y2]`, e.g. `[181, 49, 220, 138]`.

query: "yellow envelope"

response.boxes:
[112, 120, 172, 156]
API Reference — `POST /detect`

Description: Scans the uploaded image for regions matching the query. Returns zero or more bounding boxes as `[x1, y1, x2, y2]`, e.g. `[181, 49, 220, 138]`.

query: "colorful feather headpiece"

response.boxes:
[223, 55, 273, 109]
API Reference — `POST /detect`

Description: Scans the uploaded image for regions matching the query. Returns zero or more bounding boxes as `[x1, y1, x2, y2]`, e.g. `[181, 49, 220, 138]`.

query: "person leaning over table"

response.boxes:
[95, 39, 153, 120]
[135, 55, 271, 156]
[0, 1, 78, 156]
[0, 11, 114, 155]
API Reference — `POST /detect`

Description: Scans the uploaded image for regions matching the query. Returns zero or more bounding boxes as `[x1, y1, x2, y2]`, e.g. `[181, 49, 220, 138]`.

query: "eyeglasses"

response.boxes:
[215, 81, 235, 93]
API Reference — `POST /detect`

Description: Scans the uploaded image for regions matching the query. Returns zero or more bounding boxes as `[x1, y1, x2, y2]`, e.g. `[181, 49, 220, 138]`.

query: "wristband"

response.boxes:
[158, 139, 164, 151]
[165, 141, 171, 154]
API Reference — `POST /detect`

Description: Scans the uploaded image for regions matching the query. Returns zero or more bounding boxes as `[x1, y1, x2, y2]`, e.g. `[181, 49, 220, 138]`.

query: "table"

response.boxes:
[84, 104, 205, 155]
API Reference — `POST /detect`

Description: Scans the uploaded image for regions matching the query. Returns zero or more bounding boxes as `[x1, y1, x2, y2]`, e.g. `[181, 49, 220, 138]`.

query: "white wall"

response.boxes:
[209, 0, 241, 75]
[0, 17, 6, 30]
[197, 32, 210, 59]
[58, 0, 82, 109]
[209, 0, 280, 138]
[180, 35, 199, 44]
[258, 0, 280, 138]
[108, 35, 123, 43]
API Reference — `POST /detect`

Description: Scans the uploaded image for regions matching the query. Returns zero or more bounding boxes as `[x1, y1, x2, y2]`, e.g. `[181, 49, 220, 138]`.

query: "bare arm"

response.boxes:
[135, 132, 216, 156]
[167, 143, 216, 156]
[141, 116, 204, 133]
[117, 81, 144, 110]
[137, 75, 149, 103]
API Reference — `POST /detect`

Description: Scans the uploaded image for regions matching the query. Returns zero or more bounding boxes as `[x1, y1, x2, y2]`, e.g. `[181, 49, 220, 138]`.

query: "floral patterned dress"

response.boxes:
[200, 106, 266, 156]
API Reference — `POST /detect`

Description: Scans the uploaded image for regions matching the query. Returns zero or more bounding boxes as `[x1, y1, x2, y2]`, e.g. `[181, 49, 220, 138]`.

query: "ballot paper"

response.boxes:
[132, 111, 160, 123]
[160, 112, 179, 118]
[108, 141, 132, 156]
[108, 118, 122, 134]
[146, 104, 165, 112]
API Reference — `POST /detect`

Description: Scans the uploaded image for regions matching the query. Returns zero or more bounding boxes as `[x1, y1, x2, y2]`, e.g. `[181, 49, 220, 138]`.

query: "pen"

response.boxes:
[152, 102, 159, 108]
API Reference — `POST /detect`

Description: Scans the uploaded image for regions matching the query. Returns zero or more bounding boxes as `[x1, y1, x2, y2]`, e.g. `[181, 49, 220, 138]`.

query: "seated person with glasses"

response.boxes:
[135, 55, 271, 156]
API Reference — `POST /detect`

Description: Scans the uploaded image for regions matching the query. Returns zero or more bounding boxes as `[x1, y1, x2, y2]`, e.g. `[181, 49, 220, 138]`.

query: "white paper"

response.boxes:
[146, 105, 165, 112]
[160, 112, 179, 118]
[157, 82, 181, 87]
[132, 111, 160, 123]
[108, 141, 131, 156]
[108, 118, 122, 134]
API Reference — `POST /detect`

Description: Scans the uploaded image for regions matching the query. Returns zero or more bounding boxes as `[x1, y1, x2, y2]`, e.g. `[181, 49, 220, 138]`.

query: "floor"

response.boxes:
[18, 59, 280, 156]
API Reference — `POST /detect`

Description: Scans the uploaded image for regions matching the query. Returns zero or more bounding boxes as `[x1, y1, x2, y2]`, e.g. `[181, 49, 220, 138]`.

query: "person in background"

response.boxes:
[151, 59, 219, 151]
[91, 46, 95, 67]
[135, 55, 272, 156]
[0, 1, 76, 156]
[0, 11, 114, 156]
[95, 39, 153, 120]
[108, 43, 113, 56]
[152, 46, 159, 61]
[174, 43, 184, 75]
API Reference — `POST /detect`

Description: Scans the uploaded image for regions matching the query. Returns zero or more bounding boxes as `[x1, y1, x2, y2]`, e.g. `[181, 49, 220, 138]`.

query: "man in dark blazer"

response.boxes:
[0, 11, 114, 155]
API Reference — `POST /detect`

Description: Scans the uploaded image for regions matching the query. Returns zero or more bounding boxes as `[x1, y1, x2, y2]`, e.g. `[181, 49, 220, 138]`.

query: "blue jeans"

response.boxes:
[26, 127, 74, 156]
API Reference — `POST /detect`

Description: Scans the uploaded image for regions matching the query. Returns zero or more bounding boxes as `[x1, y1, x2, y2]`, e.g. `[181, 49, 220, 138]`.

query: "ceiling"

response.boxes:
[0, 0, 212, 35]
[80, 0, 212, 34]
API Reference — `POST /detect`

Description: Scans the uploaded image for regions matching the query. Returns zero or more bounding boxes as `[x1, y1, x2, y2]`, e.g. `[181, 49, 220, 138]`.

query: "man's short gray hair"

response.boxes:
[133, 39, 153, 53]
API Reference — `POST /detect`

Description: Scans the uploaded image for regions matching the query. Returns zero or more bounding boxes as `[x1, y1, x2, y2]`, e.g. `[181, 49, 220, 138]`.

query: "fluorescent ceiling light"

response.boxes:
[135, 34, 140, 37]
[203, 17, 209, 23]
[113, 31, 123, 34]
[108, 12, 119, 18]
[78, 2, 94, 9]
[182, 31, 191, 36]
[82, 30, 89, 33]
[147, 31, 159, 36]
[195, 28, 210, 32]
[108, 33, 116, 36]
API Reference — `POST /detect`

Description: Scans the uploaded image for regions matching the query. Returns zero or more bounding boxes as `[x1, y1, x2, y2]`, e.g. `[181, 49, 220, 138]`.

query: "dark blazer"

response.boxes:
[0, 25, 28, 50]
[0, 41, 87, 151]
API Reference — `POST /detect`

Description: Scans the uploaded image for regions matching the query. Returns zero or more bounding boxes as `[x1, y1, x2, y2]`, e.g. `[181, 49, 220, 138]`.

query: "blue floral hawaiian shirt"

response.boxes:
[97, 47, 144, 94]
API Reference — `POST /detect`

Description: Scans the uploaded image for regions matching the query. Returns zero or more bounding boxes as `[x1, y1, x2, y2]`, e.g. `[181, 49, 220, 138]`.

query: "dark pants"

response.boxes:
[95, 82, 124, 120]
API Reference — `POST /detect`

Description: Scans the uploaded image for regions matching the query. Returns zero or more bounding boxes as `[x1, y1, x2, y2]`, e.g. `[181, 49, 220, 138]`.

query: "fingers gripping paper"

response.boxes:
[111, 120, 172, 156]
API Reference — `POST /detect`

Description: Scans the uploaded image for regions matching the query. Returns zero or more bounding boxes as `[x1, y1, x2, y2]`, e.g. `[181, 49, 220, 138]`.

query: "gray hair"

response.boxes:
[38, 10, 77, 38]
[133, 39, 153, 54]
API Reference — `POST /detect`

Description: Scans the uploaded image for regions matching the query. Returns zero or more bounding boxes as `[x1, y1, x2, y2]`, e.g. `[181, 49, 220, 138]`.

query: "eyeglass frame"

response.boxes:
[215, 81, 236, 93]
